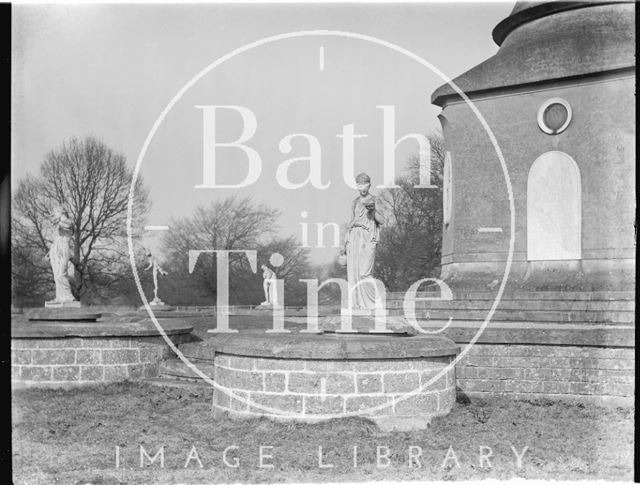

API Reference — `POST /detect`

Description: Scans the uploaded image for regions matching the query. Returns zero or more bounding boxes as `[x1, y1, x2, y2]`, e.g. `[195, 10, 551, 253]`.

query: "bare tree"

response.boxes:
[11, 219, 51, 306]
[12, 136, 149, 304]
[161, 196, 312, 305]
[375, 133, 445, 291]
[161, 196, 279, 303]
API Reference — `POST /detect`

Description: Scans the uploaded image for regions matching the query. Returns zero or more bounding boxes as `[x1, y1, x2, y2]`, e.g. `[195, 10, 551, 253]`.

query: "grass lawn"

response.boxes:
[12, 382, 633, 484]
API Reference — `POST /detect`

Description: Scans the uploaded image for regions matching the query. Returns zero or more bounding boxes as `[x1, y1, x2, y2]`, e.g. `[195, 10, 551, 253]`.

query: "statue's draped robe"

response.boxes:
[346, 197, 381, 310]
[49, 217, 76, 303]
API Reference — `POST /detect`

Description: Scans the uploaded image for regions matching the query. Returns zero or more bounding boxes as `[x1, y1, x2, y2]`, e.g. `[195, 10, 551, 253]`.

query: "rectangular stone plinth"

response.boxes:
[44, 301, 81, 309]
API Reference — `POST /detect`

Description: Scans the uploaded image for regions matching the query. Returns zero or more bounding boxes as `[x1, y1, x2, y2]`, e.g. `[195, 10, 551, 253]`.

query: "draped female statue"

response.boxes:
[340, 172, 385, 310]
[46, 207, 78, 306]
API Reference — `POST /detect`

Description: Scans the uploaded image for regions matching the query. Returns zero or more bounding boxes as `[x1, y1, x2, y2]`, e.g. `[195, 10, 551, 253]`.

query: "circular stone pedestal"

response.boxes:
[11, 318, 194, 388]
[180, 333, 459, 431]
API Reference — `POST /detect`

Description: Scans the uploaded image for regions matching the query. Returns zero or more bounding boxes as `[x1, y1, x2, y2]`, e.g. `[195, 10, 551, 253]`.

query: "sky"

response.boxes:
[12, 1, 515, 263]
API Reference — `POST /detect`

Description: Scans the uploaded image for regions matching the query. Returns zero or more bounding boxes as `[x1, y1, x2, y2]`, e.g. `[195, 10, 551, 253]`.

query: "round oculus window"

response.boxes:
[537, 98, 572, 135]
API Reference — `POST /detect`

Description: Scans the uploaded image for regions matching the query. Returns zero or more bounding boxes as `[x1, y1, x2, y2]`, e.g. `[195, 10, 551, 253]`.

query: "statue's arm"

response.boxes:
[346, 198, 358, 230]
[371, 196, 385, 226]
[341, 199, 358, 254]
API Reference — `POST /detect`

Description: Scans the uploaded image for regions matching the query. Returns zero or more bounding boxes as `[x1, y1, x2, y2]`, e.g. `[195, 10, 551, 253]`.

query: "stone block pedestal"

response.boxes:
[179, 332, 459, 431]
[11, 317, 194, 388]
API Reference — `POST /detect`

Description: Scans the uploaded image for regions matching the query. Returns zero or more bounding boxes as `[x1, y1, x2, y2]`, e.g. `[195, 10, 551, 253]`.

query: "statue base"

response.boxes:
[29, 307, 102, 322]
[138, 300, 175, 312]
[44, 300, 81, 309]
[341, 308, 389, 317]
[319, 314, 416, 335]
[256, 302, 283, 310]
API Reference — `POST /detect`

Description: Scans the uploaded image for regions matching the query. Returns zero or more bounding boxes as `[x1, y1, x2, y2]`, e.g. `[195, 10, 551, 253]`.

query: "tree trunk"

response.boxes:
[73, 231, 82, 301]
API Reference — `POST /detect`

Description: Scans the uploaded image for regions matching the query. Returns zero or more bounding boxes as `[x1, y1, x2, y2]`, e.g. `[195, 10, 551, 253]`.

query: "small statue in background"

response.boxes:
[144, 251, 168, 306]
[260, 264, 280, 306]
[45, 206, 79, 307]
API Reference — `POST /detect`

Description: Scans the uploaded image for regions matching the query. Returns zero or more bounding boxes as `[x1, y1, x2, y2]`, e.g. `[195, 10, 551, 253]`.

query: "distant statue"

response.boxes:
[341, 172, 385, 310]
[46, 206, 78, 306]
[260, 264, 280, 306]
[144, 251, 168, 305]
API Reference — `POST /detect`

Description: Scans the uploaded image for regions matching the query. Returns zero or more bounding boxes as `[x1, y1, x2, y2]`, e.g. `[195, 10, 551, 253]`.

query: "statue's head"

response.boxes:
[355, 172, 371, 196]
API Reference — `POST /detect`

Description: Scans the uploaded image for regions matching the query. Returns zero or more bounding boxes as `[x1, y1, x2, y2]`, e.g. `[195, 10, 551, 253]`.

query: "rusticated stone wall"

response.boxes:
[457, 344, 635, 406]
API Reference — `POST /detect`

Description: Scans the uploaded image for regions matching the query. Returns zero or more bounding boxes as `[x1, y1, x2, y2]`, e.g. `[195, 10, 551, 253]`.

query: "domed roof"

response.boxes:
[492, 1, 610, 45]
[509, 1, 542, 15]
[432, 1, 635, 107]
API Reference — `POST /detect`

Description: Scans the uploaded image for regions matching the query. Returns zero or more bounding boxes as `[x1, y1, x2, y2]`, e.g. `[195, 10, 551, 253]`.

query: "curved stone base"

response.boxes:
[11, 318, 194, 388]
[180, 333, 459, 431]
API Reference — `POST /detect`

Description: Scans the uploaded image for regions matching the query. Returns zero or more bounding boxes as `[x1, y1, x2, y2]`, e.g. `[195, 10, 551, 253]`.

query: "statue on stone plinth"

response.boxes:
[144, 251, 168, 306]
[260, 264, 280, 307]
[45, 206, 79, 308]
[340, 172, 385, 311]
